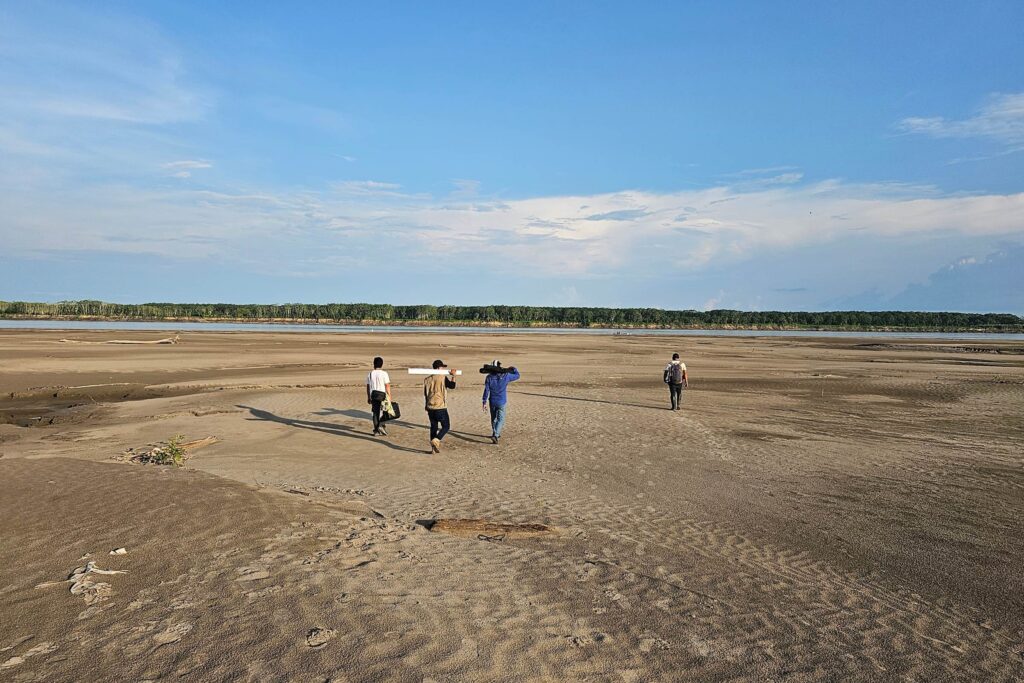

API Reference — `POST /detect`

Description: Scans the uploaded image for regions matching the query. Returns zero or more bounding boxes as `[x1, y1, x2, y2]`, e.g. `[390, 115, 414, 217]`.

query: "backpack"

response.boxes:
[667, 363, 684, 384]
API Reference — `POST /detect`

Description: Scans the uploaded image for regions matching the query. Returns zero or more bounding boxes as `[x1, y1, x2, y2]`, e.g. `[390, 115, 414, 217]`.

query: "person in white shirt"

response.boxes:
[366, 356, 392, 436]
[663, 353, 688, 411]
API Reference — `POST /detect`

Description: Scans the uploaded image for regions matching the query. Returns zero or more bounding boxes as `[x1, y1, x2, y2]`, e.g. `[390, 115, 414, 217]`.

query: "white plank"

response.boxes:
[407, 368, 463, 375]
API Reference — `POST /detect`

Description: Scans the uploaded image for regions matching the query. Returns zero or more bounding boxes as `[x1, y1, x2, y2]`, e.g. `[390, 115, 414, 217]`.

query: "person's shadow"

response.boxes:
[238, 405, 427, 454]
[318, 408, 492, 443]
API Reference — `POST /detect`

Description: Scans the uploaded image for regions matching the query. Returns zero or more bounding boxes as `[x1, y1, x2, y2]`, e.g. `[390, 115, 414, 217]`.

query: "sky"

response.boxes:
[1, 1, 1022, 312]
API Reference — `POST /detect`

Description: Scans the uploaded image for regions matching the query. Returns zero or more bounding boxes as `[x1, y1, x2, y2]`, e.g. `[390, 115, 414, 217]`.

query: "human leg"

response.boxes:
[435, 409, 451, 441]
[492, 404, 507, 438]
[428, 409, 440, 440]
[370, 390, 385, 432]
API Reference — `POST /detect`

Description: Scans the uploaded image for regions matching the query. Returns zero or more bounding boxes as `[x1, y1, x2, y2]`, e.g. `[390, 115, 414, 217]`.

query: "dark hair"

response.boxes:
[672, 353, 679, 360]
[373, 356, 384, 368]
[432, 359, 444, 369]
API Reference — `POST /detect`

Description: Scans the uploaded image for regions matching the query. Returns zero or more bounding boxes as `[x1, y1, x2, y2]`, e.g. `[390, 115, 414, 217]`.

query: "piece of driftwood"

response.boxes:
[181, 436, 219, 451]
[417, 518, 558, 540]
[119, 435, 219, 465]
[58, 335, 180, 345]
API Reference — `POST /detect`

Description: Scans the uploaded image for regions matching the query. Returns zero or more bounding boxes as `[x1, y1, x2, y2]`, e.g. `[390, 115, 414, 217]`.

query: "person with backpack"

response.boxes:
[663, 353, 688, 410]
[481, 360, 520, 444]
[366, 356, 392, 435]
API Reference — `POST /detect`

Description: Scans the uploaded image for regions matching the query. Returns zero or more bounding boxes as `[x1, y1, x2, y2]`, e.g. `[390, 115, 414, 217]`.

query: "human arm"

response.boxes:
[482, 377, 490, 408]
[385, 382, 391, 399]
[507, 368, 520, 382]
[682, 368, 688, 388]
[445, 368, 457, 389]
[366, 376, 372, 404]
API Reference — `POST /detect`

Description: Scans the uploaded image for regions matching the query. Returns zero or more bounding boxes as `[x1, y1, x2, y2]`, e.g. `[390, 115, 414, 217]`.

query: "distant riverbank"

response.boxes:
[3, 317, 1024, 340]
[3, 301, 1021, 333]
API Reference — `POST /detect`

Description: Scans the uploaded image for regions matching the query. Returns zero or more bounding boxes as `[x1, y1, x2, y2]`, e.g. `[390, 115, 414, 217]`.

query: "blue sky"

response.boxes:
[1, 1, 1022, 312]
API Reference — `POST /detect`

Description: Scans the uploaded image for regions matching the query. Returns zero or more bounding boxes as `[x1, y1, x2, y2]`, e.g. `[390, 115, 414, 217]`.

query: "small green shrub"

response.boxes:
[139, 435, 186, 466]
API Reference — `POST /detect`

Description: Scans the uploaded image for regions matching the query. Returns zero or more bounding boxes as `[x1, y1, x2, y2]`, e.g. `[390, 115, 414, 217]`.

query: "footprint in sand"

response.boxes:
[306, 628, 337, 649]
[639, 635, 671, 653]
[235, 566, 271, 582]
[245, 585, 283, 600]
[574, 560, 601, 582]
[153, 622, 193, 646]
[2, 642, 57, 669]
[567, 632, 612, 647]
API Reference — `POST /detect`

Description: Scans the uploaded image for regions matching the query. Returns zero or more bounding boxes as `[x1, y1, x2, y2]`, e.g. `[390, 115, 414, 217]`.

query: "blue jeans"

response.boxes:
[489, 403, 507, 437]
[427, 408, 450, 441]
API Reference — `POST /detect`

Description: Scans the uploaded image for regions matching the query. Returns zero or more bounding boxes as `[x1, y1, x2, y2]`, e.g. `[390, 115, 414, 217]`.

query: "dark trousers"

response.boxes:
[370, 390, 387, 431]
[668, 383, 683, 410]
[427, 408, 450, 441]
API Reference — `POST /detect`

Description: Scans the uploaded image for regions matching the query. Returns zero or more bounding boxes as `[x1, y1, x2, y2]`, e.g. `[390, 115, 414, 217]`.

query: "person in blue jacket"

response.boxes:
[481, 360, 521, 444]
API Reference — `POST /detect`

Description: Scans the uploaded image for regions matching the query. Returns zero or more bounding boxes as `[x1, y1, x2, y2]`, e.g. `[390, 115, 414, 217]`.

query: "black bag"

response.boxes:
[382, 401, 400, 421]
[480, 364, 514, 374]
[666, 364, 684, 384]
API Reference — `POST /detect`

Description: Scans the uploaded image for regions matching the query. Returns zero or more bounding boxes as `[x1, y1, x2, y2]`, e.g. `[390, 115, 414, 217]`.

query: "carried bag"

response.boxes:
[381, 397, 400, 421]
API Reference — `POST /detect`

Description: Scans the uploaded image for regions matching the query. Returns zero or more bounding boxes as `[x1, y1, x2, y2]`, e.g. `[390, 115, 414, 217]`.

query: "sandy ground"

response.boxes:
[1, 329, 1022, 682]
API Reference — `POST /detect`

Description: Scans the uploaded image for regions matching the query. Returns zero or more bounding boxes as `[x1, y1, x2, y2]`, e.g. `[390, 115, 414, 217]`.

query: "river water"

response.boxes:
[2, 319, 1022, 341]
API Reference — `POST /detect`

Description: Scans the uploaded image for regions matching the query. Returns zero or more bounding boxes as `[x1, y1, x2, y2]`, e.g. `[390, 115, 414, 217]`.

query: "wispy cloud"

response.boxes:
[0, 7, 209, 125]
[4, 174, 1021, 283]
[583, 209, 651, 221]
[449, 179, 482, 199]
[161, 160, 213, 179]
[898, 92, 1024, 150]
[331, 180, 410, 197]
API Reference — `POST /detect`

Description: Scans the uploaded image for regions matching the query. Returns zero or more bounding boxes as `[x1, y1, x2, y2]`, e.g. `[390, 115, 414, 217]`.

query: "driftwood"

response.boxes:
[417, 518, 558, 540]
[58, 335, 180, 345]
[180, 436, 219, 451]
[119, 435, 219, 465]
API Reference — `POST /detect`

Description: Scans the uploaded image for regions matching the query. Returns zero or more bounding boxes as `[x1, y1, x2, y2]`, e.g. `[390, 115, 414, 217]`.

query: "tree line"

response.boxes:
[1, 300, 1021, 331]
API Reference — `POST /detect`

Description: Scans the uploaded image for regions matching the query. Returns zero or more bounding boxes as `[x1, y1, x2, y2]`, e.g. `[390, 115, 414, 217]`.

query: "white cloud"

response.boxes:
[5, 175, 1021, 285]
[765, 172, 804, 185]
[899, 92, 1024, 149]
[162, 160, 213, 170]
[702, 290, 725, 311]
[331, 180, 405, 196]
[162, 160, 212, 179]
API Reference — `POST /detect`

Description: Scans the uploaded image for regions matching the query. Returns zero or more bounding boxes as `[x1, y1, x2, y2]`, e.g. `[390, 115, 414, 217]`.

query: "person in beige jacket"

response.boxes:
[424, 359, 458, 453]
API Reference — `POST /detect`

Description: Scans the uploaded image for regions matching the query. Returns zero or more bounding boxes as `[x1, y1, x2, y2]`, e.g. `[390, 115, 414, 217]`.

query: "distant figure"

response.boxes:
[481, 360, 521, 444]
[366, 356, 392, 435]
[663, 353, 688, 410]
[424, 359, 458, 453]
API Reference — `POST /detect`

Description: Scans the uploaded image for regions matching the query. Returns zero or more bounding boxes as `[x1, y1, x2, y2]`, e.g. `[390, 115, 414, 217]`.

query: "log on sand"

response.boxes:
[58, 335, 180, 345]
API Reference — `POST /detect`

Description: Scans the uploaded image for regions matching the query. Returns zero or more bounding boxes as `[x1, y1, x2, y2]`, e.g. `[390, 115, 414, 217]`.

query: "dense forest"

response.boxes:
[1, 300, 1021, 331]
